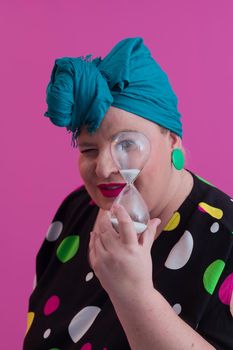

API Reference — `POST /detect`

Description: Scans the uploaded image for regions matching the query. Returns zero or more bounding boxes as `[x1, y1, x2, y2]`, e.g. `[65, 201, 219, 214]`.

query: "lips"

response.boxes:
[97, 183, 126, 198]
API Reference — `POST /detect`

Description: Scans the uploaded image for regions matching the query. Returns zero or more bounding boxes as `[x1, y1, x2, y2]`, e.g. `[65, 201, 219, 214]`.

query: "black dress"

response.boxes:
[23, 171, 233, 350]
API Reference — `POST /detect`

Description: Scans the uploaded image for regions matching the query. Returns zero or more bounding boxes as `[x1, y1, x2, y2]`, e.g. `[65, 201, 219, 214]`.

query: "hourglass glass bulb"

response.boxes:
[111, 131, 150, 183]
[111, 184, 150, 234]
[110, 131, 151, 235]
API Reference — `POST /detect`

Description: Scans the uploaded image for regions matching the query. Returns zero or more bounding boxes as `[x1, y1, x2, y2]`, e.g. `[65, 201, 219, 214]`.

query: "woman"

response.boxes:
[23, 38, 233, 350]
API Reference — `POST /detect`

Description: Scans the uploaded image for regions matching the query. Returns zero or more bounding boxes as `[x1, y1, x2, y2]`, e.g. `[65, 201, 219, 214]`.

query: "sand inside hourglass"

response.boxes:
[110, 132, 150, 235]
[111, 168, 147, 234]
[110, 217, 147, 234]
[120, 169, 140, 183]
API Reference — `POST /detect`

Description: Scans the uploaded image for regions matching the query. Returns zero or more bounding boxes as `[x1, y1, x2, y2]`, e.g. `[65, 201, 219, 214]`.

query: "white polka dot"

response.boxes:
[172, 303, 182, 315]
[85, 272, 94, 282]
[210, 222, 220, 233]
[165, 230, 194, 270]
[32, 274, 37, 290]
[230, 292, 233, 317]
[68, 306, 101, 343]
[230, 198, 233, 202]
[46, 221, 63, 241]
[43, 328, 51, 338]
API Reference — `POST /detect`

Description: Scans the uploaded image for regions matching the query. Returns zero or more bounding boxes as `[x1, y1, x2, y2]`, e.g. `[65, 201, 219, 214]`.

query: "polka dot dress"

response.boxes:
[23, 171, 233, 350]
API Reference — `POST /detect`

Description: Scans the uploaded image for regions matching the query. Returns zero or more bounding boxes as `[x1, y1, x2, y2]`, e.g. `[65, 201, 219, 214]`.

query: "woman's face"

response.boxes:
[78, 106, 180, 217]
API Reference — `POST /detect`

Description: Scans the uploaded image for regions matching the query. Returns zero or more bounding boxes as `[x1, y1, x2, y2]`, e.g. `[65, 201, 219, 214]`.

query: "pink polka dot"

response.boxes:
[89, 199, 96, 206]
[218, 272, 233, 305]
[44, 295, 60, 316]
[80, 343, 92, 350]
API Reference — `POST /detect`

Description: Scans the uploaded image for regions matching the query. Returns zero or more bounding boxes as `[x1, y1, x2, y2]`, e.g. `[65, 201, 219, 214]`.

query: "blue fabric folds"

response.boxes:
[44, 37, 182, 146]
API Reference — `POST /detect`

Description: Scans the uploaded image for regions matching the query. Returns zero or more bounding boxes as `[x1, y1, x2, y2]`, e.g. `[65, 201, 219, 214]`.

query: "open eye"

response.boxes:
[118, 139, 136, 152]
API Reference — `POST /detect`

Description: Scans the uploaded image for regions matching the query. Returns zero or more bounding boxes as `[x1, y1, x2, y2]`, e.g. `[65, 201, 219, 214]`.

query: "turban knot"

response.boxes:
[44, 37, 182, 146]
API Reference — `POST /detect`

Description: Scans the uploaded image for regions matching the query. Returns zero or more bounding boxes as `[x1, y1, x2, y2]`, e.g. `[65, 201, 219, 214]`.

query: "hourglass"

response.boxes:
[110, 131, 151, 235]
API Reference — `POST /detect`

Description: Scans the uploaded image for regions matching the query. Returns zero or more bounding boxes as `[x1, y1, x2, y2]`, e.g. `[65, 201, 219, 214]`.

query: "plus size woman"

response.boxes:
[23, 37, 233, 350]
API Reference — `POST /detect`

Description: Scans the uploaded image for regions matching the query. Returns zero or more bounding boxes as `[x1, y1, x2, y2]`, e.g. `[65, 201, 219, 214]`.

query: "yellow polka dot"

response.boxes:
[198, 202, 223, 219]
[164, 212, 180, 231]
[25, 312, 35, 335]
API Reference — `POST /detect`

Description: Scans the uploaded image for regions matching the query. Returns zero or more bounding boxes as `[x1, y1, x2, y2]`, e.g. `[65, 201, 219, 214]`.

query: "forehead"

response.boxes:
[78, 106, 159, 145]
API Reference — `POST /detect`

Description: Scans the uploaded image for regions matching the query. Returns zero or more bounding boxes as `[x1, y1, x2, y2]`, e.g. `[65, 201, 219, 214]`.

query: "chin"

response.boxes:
[90, 193, 114, 210]
[99, 198, 114, 210]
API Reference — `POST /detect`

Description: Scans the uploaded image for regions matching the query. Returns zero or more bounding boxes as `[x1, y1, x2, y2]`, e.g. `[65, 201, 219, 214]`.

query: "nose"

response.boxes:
[95, 148, 119, 179]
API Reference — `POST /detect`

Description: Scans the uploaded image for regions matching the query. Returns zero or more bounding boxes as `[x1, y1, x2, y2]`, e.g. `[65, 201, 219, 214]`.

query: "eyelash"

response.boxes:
[80, 149, 97, 154]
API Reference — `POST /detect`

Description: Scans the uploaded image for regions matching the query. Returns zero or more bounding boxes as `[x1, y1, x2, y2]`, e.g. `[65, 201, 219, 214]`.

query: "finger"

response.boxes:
[106, 210, 121, 239]
[95, 232, 108, 255]
[93, 209, 122, 240]
[89, 231, 107, 271]
[111, 204, 138, 245]
[98, 210, 110, 231]
[139, 218, 161, 250]
[98, 210, 118, 234]
[89, 231, 94, 251]
[98, 229, 119, 251]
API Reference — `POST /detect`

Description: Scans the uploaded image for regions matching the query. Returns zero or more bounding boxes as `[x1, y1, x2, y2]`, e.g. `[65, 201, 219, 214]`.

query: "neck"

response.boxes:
[150, 169, 194, 237]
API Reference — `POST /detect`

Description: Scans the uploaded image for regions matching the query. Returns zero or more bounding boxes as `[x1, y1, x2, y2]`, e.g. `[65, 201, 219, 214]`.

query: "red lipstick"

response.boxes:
[97, 182, 126, 198]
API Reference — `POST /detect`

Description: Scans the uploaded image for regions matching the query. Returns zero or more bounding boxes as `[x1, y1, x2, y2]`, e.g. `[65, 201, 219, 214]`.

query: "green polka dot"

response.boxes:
[56, 235, 80, 263]
[49, 348, 60, 350]
[195, 174, 215, 187]
[203, 259, 225, 295]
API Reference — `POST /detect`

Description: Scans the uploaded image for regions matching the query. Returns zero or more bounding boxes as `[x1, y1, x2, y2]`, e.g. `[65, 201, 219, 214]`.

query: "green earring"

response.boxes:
[172, 148, 184, 170]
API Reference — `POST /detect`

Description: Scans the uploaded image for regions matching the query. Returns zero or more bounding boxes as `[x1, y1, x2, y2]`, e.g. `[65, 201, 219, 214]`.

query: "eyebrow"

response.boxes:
[111, 129, 138, 138]
[77, 142, 96, 148]
[77, 129, 138, 148]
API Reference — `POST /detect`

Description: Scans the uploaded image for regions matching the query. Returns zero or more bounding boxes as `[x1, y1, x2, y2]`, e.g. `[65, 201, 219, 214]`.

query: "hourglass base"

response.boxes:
[110, 217, 147, 235]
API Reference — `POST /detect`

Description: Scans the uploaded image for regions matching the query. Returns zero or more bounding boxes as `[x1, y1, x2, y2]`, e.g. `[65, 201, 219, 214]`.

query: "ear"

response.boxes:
[168, 131, 182, 150]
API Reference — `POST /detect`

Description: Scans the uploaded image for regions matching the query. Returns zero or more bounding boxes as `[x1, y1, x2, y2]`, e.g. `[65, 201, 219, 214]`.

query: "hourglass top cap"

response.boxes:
[44, 37, 182, 146]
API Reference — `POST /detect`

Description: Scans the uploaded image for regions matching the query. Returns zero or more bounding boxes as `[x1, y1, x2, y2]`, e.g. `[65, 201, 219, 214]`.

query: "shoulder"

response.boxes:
[46, 184, 97, 241]
[52, 185, 93, 221]
[190, 171, 233, 233]
[59, 184, 90, 208]
[35, 185, 96, 281]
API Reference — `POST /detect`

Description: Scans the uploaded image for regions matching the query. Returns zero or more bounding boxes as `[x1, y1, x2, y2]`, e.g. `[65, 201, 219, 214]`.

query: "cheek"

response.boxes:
[78, 156, 95, 184]
[134, 148, 171, 208]
[78, 156, 112, 210]
[141, 146, 170, 180]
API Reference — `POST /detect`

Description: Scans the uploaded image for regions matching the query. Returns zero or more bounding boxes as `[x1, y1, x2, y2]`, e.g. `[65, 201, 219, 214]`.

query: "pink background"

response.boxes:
[1, 0, 232, 348]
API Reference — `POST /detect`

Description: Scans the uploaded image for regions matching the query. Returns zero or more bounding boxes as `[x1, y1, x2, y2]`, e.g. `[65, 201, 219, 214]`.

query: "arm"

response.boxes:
[110, 284, 215, 350]
[89, 204, 215, 350]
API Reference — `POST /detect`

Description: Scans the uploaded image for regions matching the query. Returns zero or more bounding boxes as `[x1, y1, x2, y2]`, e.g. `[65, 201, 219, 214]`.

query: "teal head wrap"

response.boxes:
[44, 37, 182, 146]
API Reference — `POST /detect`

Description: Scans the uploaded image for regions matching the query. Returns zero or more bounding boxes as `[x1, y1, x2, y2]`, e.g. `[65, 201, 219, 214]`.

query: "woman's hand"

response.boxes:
[89, 206, 215, 350]
[88, 204, 161, 298]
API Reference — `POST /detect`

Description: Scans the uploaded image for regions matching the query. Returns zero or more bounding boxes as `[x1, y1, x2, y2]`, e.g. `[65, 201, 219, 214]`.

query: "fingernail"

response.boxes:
[152, 218, 161, 228]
